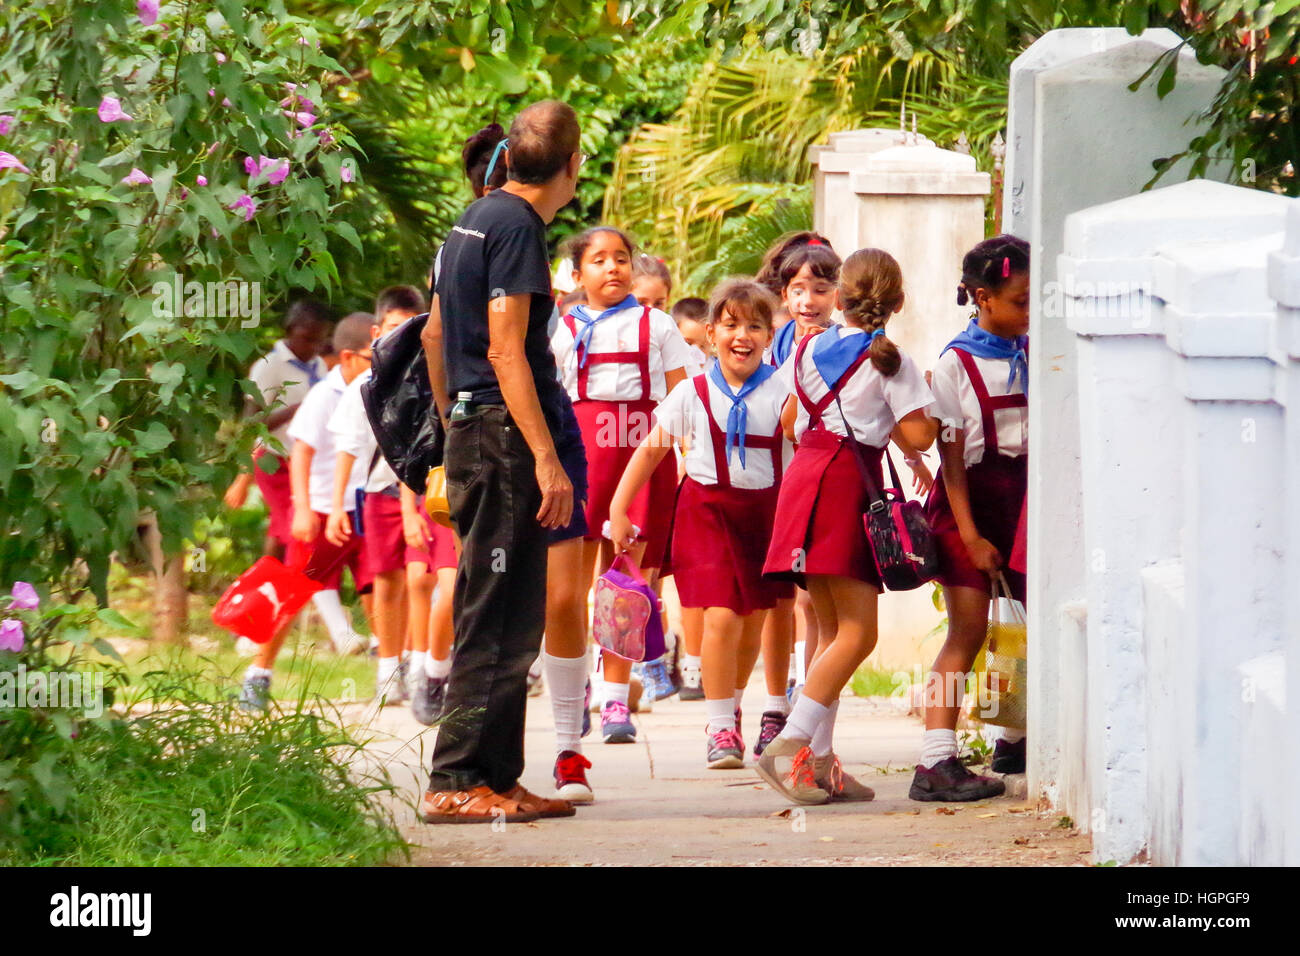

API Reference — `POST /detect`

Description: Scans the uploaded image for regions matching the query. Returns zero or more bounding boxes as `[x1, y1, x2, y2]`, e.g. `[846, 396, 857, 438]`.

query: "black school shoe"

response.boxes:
[909, 757, 1006, 802]
[990, 737, 1026, 775]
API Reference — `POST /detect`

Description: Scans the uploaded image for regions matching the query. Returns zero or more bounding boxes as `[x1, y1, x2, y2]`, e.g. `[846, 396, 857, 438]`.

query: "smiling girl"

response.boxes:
[609, 279, 793, 768]
[550, 227, 691, 745]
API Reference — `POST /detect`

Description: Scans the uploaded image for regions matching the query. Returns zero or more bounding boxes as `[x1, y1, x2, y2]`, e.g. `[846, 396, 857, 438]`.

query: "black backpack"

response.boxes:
[360, 312, 444, 495]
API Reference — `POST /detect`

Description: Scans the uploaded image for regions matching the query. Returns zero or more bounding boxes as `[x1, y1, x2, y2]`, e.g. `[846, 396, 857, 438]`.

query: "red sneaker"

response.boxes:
[553, 749, 594, 804]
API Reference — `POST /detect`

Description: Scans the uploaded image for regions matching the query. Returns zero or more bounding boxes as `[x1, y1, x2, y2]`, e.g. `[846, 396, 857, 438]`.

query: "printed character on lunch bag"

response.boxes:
[550, 226, 692, 745]
[911, 234, 1031, 803]
[759, 248, 939, 806]
[609, 279, 795, 770]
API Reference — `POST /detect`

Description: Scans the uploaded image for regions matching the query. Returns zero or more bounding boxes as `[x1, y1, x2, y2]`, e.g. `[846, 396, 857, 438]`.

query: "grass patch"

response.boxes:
[2, 668, 409, 866]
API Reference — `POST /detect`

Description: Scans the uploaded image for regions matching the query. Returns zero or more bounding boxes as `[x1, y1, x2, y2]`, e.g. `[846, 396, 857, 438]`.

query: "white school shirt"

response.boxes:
[654, 372, 793, 490]
[287, 367, 368, 514]
[328, 369, 400, 494]
[777, 328, 936, 447]
[683, 343, 708, 377]
[551, 303, 692, 402]
[247, 340, 327, 451]
[929, 349, 1028, 468]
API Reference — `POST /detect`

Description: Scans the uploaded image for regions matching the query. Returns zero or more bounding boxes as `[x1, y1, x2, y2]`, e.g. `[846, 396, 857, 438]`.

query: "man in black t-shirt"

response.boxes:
[419, 101, 580, 824]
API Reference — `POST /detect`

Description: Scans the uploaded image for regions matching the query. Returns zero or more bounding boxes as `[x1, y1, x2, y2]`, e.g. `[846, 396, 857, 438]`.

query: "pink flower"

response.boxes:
[215, 52, 227, 64]
[0, 151, 30, 174]
[222, 97, 232, 108]
[340, 163, 354, 183]
[97, 96, 133, 123]
[317, 128, 334, 146]
[179, 187, 188, 198]
[244, 155, 289, 185]
[0, 618, 23, 652]
[228, 193, 256, 221]
[196, 175, 208, 186]
[206, 141, 219, 156]
[0, 115, 15, 136]
[242, 156, 257, 175]
[288, 111, 316, 127]
[208, 88, 216, 98]
[137, 0, 159, 26]
[10, 582, 38, 610]
[121, 167, 152, 185]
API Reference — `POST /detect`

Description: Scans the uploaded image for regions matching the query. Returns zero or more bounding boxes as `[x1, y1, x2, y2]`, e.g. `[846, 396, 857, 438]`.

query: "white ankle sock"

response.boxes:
[781, 694, 828, 742]
[732, 689, 745, 711]
[410, 650, 429, 676]
[765, 694, 791, 716]
[244, 664, 272, 681]
[811, 699, 838, 756]
[311, 589, 353, 643]
[376, 655, 400, 686]
[999, 727, 1026, 744]
[428, 654, 451, 679]
[683, 653, 702, 672]
[920, 729, 958, 768]
[705, 697, 735, 733]
[545, 652, 590, 754]
[604, 681, 629, 706]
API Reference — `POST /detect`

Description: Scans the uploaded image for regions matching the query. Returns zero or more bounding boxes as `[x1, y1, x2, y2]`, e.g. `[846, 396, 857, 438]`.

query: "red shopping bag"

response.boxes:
[212, 551, 322, 644]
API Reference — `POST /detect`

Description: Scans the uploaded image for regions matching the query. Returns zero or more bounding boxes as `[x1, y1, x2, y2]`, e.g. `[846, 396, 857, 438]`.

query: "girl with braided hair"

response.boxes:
[910, 234, 1030, 802]
[758, 248, 939, 805]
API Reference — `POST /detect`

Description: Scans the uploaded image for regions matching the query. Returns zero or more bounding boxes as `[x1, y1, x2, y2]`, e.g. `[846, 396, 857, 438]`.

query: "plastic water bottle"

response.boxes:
[449, 391, 474, 422]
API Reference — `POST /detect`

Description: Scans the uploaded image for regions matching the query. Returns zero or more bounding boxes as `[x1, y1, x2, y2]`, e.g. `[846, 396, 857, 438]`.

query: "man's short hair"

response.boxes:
[374, 285, 425, 318]
[333, 312, 374, 352]
[507, 101, 580, 186]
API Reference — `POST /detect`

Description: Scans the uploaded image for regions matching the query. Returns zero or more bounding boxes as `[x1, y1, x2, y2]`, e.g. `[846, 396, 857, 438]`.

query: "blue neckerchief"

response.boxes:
[707, 358, 776, 469]
[810, 325, 884, 388]
[287, 355, 322, 387]
[770, 320, 797, 366]
[941, 319, 1028, 395]
[569, 295, 640, 368]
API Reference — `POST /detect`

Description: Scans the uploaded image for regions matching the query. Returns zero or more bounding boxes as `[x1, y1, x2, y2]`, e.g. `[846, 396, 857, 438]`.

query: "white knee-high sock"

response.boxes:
[920, 729, 958, 768]
[545, 652, 590, 754]
[311, 589, 353, 643]
[794, 641, 808, 685]
[811, 699, 839, 756]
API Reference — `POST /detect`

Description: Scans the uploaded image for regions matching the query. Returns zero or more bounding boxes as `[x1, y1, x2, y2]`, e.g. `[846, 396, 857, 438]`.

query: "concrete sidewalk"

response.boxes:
[346, 675, 1091, 866]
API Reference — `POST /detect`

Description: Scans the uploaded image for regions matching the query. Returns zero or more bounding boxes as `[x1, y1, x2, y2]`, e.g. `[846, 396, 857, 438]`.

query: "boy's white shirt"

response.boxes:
[550, 303, 693, 402]
[328, 369, 400, 494]
[929, 349, 1028, 468]
[776, 327, 937, 448]
[248, 340, 327, 451]
[287, 367, 368, 514]
[654, 369, 792, 490]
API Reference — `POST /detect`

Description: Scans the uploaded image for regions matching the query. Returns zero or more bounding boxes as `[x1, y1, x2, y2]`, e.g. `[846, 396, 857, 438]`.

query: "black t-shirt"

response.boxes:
[436, 189, 565, 431]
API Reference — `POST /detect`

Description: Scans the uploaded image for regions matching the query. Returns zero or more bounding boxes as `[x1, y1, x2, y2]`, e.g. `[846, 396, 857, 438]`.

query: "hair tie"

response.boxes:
[807, 238, 823, 246]
[483, 138, 508, 185]
[1001, 256, 1011, 278]
[869, 328, 886, 342]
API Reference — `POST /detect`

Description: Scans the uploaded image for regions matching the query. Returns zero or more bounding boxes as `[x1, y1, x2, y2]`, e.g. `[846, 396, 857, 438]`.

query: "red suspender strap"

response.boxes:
[564, 308, 652, 402]
[952, 348, 1027, 459]
[692, 374, 784, 490]
[792, 332, 872, 427]
[637, 306, 651, 401]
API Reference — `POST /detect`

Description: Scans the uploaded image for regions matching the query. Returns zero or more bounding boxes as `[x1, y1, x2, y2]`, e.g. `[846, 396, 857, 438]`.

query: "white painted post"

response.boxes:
[810, 128, 930, 254]
[1011, 29, 1226, 808]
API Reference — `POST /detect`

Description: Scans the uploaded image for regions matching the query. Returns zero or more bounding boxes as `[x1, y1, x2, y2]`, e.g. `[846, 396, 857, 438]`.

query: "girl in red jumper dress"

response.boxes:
[550, 227, 691, 744]
[609, 279, 793, 768]
[759, 249, 939, 805]
[911, 235, 1030, 800]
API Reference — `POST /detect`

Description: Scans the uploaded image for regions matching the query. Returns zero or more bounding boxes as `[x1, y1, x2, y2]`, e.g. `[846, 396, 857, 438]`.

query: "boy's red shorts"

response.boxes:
[363, 492, 457, 574]
[252, 449, 293, 547]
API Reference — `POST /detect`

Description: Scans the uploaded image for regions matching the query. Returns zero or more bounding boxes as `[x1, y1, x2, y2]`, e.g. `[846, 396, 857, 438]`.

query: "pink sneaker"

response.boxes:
[601, 700, 636, 743]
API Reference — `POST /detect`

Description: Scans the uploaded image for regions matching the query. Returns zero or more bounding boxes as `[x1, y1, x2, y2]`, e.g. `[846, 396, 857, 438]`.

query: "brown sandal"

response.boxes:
[502, 784, 576, 818]
[420, 786, 540, 824]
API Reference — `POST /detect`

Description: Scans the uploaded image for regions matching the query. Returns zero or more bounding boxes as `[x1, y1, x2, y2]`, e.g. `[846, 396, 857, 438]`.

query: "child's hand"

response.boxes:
[324, 508, 351, 547]
[607, 513, 638, 554]
[401, 510, 426, 551]
[963, 536, 1002, 575]
[223, 473, 252, 509]
[293, 506, 321, 544]
[906, 456, 934, 495]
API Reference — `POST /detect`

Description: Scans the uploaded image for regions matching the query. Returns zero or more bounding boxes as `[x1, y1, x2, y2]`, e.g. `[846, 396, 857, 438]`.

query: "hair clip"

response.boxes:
[807, 238, 823, 246]
[1001, 256, 1011, 278]
[483, 138, 508, 185]
[656, 257, 665, 264]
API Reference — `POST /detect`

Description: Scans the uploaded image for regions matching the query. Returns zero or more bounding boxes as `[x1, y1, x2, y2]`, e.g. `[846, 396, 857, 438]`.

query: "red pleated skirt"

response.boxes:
[925, 454, 1027, 603]
[573, 398, 676, 568]
[762, 427, 885, 589]
[671, 478, 793, 615]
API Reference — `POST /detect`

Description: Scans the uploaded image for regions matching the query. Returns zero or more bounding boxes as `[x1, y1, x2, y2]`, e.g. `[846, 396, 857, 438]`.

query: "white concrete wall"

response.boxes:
[1009, 28, 1227, 820]
[1060, 178, 1296, 865]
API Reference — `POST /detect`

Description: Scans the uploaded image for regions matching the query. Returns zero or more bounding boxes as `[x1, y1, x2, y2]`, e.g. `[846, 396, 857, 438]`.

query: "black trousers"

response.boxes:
[426, 406, 548, 793]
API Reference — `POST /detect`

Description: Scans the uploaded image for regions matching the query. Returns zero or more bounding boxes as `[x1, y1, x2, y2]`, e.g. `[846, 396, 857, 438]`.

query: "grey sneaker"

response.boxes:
[679, 664, 704, 701]
[410, 668, 448, 726]
[238, 674, 271, 713]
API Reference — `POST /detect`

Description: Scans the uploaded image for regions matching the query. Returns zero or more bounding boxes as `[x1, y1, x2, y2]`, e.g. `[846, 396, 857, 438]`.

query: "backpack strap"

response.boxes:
[792, 332, 873, 428]
[952, 348, 1027, 460]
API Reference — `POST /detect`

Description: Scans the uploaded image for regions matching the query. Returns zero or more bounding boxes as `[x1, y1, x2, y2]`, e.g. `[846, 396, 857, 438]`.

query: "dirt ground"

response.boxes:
[345, 685, 1092, 867]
